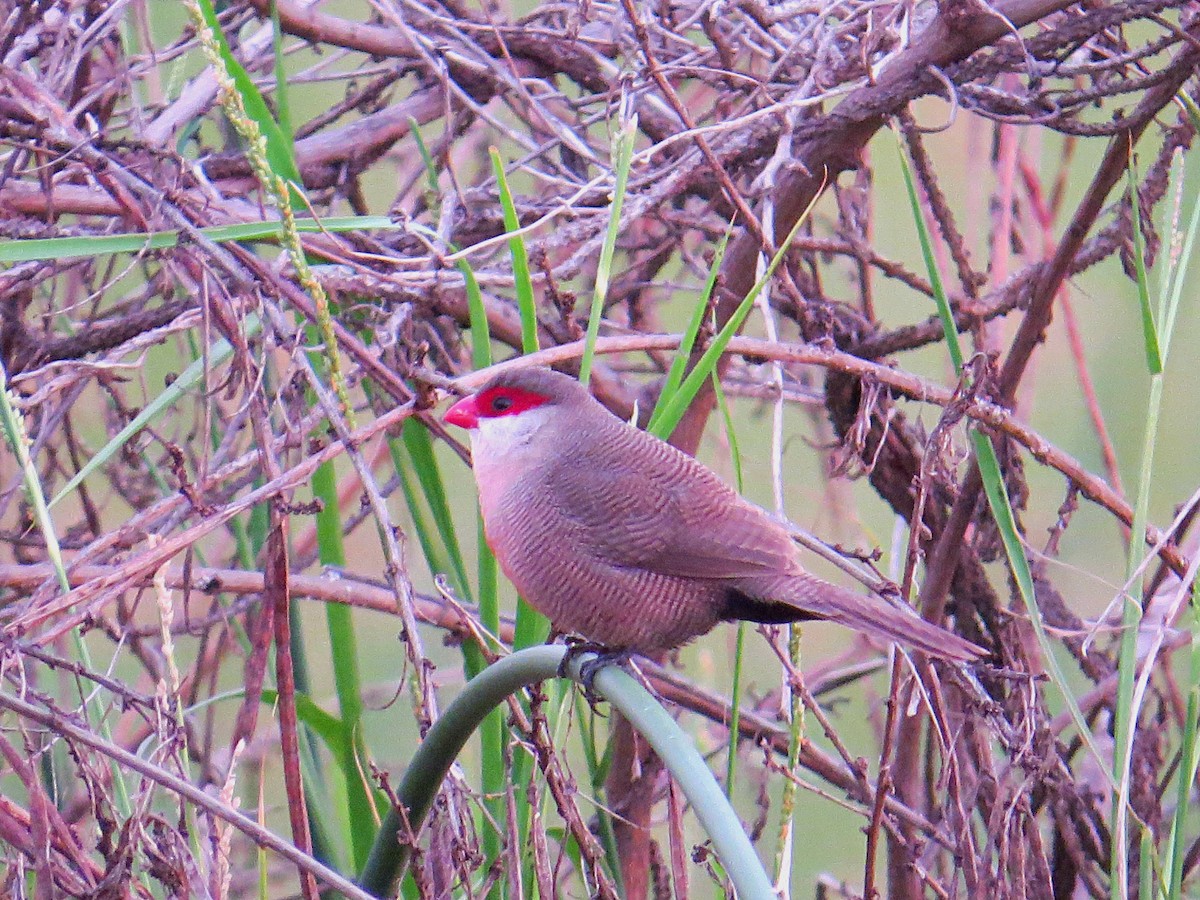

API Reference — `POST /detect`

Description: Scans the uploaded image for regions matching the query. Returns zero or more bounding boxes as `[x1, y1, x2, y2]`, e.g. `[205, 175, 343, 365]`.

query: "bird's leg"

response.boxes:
[577, 649, 633, 695]
[557, 638, 634, 706]
[555, 636, 610, 678]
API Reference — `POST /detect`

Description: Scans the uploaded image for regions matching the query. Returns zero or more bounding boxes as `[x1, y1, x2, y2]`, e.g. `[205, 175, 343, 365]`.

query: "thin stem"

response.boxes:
[360, 646, 777, 900]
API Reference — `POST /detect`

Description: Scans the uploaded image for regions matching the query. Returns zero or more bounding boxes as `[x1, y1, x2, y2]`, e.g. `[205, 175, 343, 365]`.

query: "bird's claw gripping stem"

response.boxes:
[557, 639, 633, 707]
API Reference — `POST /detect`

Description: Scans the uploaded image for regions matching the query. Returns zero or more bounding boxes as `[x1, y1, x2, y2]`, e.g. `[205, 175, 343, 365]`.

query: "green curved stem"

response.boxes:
[360, 645, 776, 899]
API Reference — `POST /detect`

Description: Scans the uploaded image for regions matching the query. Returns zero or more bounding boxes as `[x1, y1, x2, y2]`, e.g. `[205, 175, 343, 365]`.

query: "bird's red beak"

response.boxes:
[444, 395, 480, 429]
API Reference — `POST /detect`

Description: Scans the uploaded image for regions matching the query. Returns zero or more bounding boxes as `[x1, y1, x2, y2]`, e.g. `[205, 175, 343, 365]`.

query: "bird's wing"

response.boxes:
[545, 441, 799, 579]
[660, 486, 801, 579]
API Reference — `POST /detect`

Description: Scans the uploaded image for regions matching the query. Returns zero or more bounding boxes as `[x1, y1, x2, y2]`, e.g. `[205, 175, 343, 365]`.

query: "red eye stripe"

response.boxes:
[475, 385, 550, 418]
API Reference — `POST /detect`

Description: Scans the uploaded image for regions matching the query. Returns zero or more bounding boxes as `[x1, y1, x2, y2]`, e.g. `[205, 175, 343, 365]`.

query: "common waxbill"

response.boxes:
[444, 366, 982, 662]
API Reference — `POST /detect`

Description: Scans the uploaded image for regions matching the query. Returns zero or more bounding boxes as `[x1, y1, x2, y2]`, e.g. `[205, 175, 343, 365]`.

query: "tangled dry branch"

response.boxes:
[0, 0, 1198, 897]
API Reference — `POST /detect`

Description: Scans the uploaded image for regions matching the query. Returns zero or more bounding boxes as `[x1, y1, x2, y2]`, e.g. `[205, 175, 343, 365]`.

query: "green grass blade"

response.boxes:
[1109, 375, 1162, 897]
[456, 255, 498, 652]
[408, 138, 510, 888]
[400, 419, 472, 596]
[50, 314, 262, 507]
[512, 606, 551, 651]
[1159, 156, 1200, 899]
[647, 222, 734, 435]
[1, 230, 181, 262]
[1, 364, 68, 593]
[0, 216, 396, 263]
[2, 360, 137, 819]
[311, 459, 377, 869]
[972, 430, 1112, 772]
[650, 201, 817, 440]
[1156, 149, 1184, 308]
[284, 598, 344, 872]
[894, 134, 962, 371]
[1108, 145, 1198, 897]
[474, 507, 505, 895]
[579, 115, 637, 386]
[490, 135, 554, 875]
[1155, 154, 1200, 364]
[461, 260, 493, 370]
[1126, 157, 1162, 373]
[263, 688, 350, 770]
[453, 264, 501, 643]
[195, 0, 301, 190]
[574, 696, 624, 891]
[894, 131, 1115, 778]
[490, 148, 539, 354]
[412, 134, 508, 886]
[268, 0, 293, 143]
[263, 686, 354, 873]
[1138, 829, 1153, 900]
[408, 116, 441, 202]
[391, 436, 461, 591]
[1167, 598, 1200, 898]
[711, 373, 745, 493]
[489, 150, 548, 647]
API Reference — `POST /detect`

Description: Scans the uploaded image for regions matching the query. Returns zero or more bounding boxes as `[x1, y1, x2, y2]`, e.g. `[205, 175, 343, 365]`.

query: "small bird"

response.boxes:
[444, 366, 982, 662]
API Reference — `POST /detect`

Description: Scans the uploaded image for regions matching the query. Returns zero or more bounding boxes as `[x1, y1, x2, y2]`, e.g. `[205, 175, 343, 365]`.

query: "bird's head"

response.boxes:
[444, 367, 594, 454]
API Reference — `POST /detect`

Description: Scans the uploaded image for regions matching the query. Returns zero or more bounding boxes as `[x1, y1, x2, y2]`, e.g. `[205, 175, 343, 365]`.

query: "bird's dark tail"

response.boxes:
[726, 573, 984, 663]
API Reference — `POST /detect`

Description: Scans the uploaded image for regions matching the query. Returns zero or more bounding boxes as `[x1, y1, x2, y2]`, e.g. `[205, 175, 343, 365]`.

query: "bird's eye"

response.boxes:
[491, 395, 513, 412]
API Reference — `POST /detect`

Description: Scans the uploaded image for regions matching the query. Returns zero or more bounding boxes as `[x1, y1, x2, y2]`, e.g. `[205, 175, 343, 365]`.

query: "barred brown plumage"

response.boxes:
[445, 366, 983, 662]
